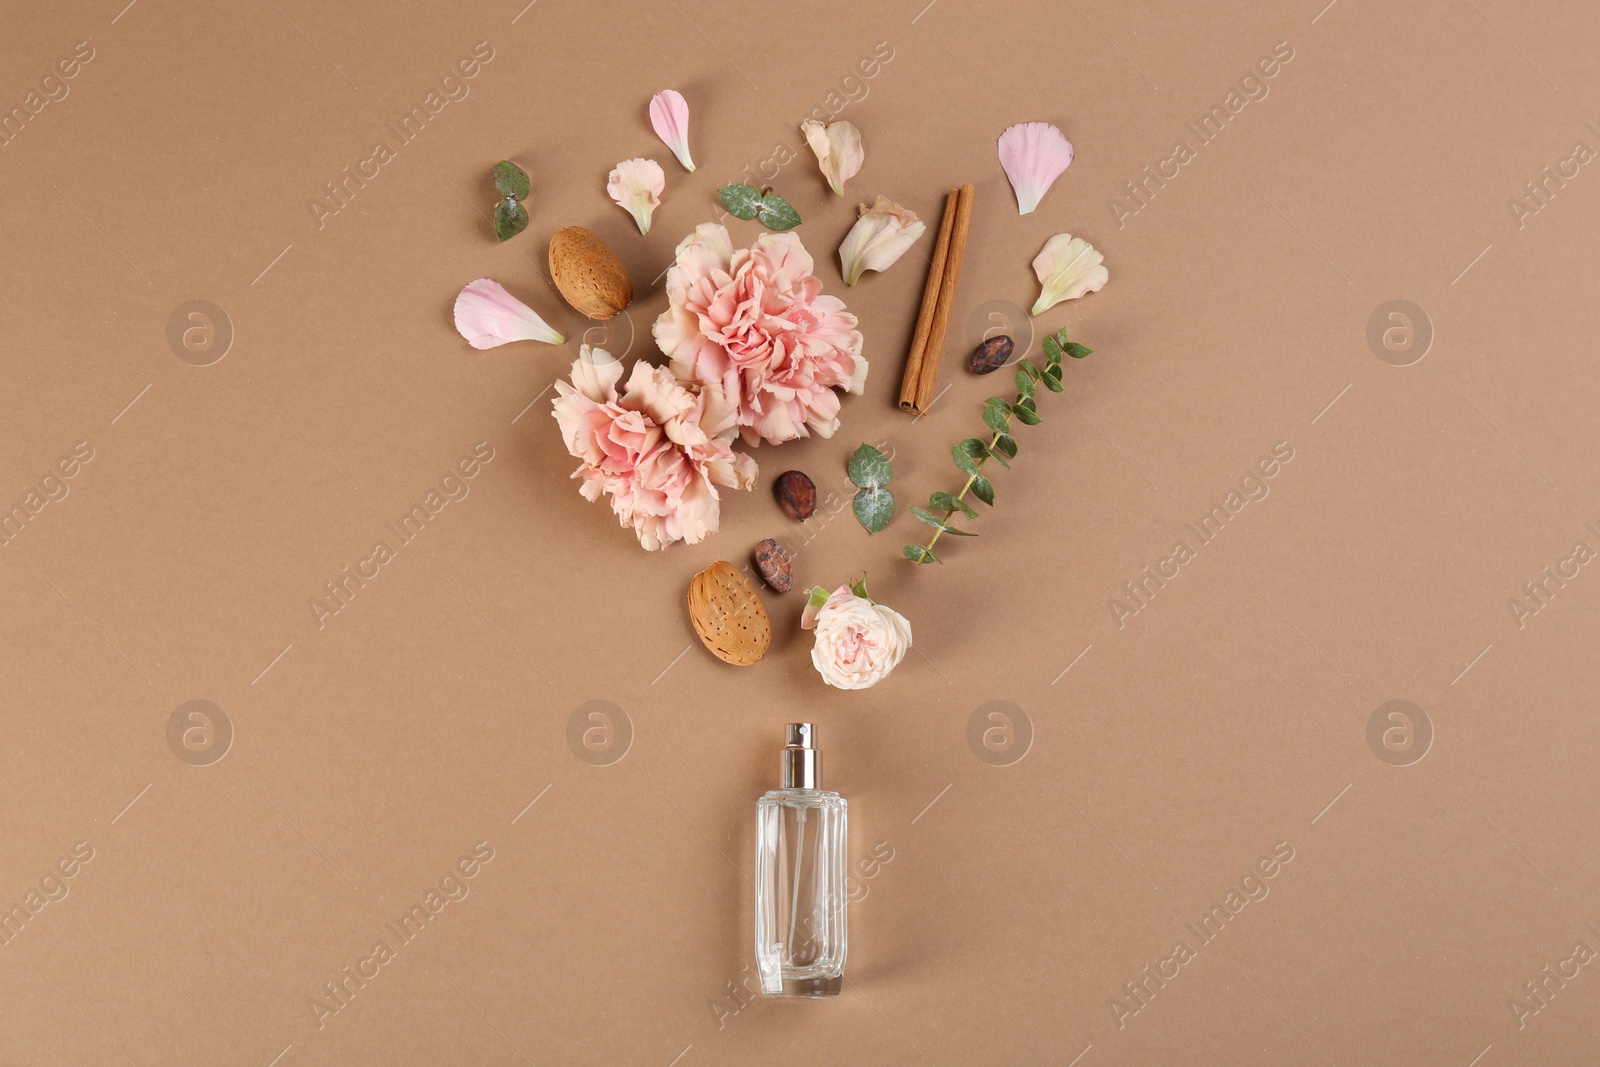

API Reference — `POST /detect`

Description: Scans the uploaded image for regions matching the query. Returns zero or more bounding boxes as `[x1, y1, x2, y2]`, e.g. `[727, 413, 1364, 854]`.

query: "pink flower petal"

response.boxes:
[607, 158, 666, 235]
[997, 122, 1074, 215]
[453, 278, 565, 349]
[649, 89, 696, 172]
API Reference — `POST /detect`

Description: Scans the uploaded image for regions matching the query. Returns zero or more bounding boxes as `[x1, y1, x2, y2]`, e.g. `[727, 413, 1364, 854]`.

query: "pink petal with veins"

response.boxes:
[997, 122, 1074, 215]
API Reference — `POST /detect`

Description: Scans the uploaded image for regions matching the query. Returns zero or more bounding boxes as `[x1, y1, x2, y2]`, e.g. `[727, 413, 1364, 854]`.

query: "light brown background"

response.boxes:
[2, 0, 1598, 1063]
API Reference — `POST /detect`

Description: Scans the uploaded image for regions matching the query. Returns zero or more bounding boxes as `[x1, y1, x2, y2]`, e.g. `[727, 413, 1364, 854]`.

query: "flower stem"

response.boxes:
[914, 428, 1005, 565]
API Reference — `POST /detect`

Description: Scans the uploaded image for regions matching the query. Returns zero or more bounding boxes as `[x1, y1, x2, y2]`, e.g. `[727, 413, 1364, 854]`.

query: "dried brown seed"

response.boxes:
[687, 561, 771, 666]
[773, 470, 817, 520]
[548, 226, 633, 320]
[752, 539, 793, 593]
[966, 334, 1014, 374]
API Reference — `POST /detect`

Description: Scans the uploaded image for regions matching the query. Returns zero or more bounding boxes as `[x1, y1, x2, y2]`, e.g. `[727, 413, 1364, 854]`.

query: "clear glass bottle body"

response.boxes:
[754, 788, 848, 996]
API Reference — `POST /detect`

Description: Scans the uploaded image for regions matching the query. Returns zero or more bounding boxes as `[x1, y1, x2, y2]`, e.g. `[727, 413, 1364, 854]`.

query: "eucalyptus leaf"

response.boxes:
[1020, 361, 1042, 380]
[909, 507, 977, 536]
[985, 396, 1013, 412]
[848, 443, 892, 489]
[1012, 404, 1042, 426]
[982, 405, 1010, 435]
[982, 442, 1010, 468]
[929, 491, 977, 518]
[1043, 335, 1062, 361]
[493, 197, 529, 242]
[1040, 368, 1065, 392]
[1015, 370, 1036, 397]
[718, 183, 763, 220]
[757, 193, 802, 231]
[903, 544, 940, 565]
[853, 486, 895, 533]
[493, 160, 530, 201]
[1065, 342, 1093, 359]
[993, 434, 1018, 459]
[971, 475, 995, 506]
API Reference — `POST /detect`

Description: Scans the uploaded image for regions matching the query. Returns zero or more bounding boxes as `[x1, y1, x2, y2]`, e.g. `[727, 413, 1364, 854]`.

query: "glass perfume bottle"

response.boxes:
[755, 723, 848, 997]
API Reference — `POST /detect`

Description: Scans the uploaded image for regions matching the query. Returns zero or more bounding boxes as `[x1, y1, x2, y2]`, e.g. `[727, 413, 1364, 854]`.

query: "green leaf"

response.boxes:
[910, 507, 977, 536]
[1064, 342, 1093, 359]
[1042, 335, 1062, 361]
[493, 160, 530, 201]
[985, 396, 1013, 411]
[758, 192, 802, 231]
[493, 197, 529, 241]
[929, 491, 976, 518]
[849, 574, 871, 599]
[982, 405, 1010, 435]
[982, 442, 1010, 468]
[804, 585, 832, 612]
[718, 183, 763, 220]
[1040, 367, 1065, 392]
[848, 443, 892, 489]
[952, 440, 982, 477]
[1021, 361, 1043, 380]
[903, 544, 940, 565]
[970, 475, 995, 506]
[993, 433, 1018, 459]
[1017, 396, 1037, 414]
[1012, 404, 1042, 426]
[852, 486, 895, 533]
[1015, 370, 1036, 397]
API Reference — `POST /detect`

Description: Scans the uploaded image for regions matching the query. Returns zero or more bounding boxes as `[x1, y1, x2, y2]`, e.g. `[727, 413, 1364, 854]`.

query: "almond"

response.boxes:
[687, 561, 771, 666]
[548, 226, 633, 320]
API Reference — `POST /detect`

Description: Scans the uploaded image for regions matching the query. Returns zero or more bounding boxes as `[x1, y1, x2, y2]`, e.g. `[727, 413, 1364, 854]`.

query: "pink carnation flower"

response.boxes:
[654, 223, 866, 446]
[551, 347, 756, 550]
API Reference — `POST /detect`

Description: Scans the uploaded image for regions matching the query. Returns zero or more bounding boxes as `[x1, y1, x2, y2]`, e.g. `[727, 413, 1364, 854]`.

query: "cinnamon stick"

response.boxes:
[917, 183, 975, 414]
[898, 188, 959, 413]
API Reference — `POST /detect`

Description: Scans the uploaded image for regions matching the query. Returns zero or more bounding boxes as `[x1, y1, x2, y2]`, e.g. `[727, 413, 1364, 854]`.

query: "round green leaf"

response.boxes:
[1012, 404, 1042, 426]
[953, 442, 982, 477]
[853, 486, 895, 533]
[848, 443, 892, 489]
[493, 198, 529, 242]
[971, 475, 995, 506]
[758, 193, 802, 231]
[718, 183, 762, 220]
[903, 544, 940, 565]
[493, 160, 530, 201]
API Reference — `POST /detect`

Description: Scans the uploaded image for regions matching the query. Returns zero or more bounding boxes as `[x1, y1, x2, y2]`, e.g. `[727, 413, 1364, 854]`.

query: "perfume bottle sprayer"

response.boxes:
[754, 723, 848, 997]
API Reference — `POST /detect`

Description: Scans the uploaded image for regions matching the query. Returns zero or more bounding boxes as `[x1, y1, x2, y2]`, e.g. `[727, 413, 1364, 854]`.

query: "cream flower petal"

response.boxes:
[801, 119, 864, 195]
[998, 122, 1074, 215]
[607, 157, 666, 235]
[838, 195, 926, 285]
[648, 89, 696, 172]
[568, 345, 624, 402]
[453, 278, 565, 349]
[1031, 233, 1108, 316]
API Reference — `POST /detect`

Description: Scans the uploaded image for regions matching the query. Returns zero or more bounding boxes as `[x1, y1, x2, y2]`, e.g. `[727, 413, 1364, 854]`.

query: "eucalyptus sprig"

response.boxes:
[903, 328, 1092, 566]
[492, 160, 531, 241]
[718, 183, 802, 231]
[849, 443, 894, 533]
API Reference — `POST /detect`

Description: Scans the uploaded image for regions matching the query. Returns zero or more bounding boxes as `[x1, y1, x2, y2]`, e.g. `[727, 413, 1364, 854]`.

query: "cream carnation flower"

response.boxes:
[550, 347, 755, 550]
[654, 223, 866, 446]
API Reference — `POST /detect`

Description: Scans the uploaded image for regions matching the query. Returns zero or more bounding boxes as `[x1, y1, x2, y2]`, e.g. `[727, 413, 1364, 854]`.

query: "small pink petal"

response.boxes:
[997, 122, 1074, 215]
[801, 119, 864, 195]
[649, 90, 696, 172]
[607, 157, 666, 235]
[453, 278, 565, 349]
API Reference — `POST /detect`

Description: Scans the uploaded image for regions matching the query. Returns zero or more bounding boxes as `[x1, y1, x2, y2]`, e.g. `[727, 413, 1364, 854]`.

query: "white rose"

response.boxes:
[801, 584, 913, 691]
